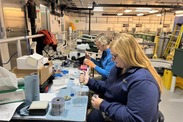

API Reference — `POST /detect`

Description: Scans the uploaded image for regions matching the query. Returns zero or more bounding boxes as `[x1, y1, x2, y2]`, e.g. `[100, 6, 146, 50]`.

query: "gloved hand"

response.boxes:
[84, 59, 96, 68]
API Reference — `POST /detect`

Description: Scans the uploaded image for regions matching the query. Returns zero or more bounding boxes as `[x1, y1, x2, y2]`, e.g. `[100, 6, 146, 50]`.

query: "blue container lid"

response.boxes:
[62, 70, 69, 74]
[54, 73, 63, 77]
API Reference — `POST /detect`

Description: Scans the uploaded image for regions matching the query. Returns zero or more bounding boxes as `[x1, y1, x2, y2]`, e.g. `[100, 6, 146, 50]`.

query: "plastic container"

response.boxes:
[67, 79, 75, 96]
[162, 69, 173, 90]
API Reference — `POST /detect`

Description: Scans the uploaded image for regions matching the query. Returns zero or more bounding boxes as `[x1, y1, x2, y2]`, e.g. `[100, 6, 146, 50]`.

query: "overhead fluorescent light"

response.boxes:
[135, 8, 151, 12]
[135, 9, 150, 12]
[156, 14, 162, 16]
[137, 13, 144, 16]
[124, 9, 132, 13]
[176, 14, 183, 17]
[175, 11, 183, 14]
[149, 10, 158, 13]
[93, 7, 103, 11]
[117, 13, 123, 16]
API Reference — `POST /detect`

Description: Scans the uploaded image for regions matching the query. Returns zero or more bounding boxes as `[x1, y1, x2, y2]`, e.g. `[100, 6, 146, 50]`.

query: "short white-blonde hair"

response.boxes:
[95, 33, 111, 46]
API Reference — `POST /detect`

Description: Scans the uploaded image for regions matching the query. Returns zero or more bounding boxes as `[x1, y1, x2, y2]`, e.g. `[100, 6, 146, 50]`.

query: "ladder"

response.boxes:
[163, 24, 183, 59]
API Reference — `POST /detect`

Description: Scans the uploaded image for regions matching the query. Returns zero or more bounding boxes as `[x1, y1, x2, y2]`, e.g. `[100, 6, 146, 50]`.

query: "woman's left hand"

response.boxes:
[91, 94, 103, 110]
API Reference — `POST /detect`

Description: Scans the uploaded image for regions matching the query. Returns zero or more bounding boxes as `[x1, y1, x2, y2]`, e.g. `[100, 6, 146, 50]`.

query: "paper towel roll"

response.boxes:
[24, 72, 40, 106]
[51, 97, 65, 116]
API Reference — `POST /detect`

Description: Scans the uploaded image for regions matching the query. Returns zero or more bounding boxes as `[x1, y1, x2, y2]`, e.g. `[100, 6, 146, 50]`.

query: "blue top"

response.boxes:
[87, 66, 161, 122]
[91, 48, 115, 80]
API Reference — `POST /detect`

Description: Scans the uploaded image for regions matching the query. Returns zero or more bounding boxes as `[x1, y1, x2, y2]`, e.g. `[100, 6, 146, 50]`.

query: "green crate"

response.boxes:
[147, 35, 155, 42]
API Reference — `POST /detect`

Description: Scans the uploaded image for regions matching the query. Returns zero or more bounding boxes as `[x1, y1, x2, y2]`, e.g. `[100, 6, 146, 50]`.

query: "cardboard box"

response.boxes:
[17, 53, 44, 70]
[27, 53, 44, 67]
[12, 61, 53, 85]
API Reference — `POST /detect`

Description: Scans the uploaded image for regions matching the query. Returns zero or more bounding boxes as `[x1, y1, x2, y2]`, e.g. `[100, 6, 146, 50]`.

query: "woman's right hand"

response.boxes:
[79, 70, 89, 85]
[85, 51, 91, 60]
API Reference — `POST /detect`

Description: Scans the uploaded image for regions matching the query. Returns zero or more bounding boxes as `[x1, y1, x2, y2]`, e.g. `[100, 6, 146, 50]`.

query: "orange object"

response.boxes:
[84, 59, 96, 68]
[38, 29, 57, 45]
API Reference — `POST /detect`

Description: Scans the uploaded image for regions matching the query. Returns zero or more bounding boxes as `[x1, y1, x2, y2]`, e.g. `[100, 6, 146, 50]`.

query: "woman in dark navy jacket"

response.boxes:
[80, 33, 163, 122]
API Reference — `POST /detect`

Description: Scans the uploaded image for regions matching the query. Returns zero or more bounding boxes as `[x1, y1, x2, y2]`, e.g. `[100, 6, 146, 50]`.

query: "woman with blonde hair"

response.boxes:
[84, 33, 115, 80]
[80, 33, 163, 122]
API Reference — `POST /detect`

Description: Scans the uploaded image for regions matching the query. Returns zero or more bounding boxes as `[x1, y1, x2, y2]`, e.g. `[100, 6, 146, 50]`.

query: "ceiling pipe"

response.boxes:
[102, 8, 175, 17]
[95, 4, 183, 9]
[102, 9, 174, 17]
[67, 10, 94, 15]
[65, 7, 92, 10]
[141, 8, 180, 16]
[63, 2, 183, 16]
[144, 9, 173, 16]
[65, 2, 95, 11]
[155, 1, 183, 5]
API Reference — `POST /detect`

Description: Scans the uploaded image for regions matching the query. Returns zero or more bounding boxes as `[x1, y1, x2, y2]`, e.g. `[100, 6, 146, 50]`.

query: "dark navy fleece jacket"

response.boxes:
[87, 66, 161, 122]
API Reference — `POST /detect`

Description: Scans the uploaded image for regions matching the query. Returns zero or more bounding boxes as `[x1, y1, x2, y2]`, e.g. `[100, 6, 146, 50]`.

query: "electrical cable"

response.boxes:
[2, 51, 17, 64]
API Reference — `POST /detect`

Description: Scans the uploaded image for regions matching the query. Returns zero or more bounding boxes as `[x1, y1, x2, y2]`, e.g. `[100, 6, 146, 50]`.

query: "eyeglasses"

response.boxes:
[112, 54, 118, 59]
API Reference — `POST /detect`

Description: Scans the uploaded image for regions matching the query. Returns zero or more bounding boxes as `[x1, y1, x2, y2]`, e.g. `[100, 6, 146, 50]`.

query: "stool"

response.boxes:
[158, 110, 164, 122]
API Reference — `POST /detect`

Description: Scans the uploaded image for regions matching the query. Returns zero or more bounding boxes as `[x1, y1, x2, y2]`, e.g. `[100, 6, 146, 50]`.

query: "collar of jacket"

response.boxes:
[125, 67, 142, 74]
[104, 48, 111, 54]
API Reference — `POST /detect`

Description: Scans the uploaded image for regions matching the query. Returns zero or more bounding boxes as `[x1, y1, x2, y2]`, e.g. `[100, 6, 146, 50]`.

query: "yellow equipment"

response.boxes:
[152, 36, 159, 59]
[162, 69, 183, 90]
[163, 24, 183, 60]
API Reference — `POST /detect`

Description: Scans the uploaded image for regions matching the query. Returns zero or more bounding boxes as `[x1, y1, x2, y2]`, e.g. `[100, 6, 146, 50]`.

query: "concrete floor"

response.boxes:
[160, 87, 183, 122]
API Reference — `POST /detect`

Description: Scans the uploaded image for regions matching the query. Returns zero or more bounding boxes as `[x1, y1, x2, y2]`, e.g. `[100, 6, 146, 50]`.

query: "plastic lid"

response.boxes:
[54, 73, 63, 77]
[62, 70, 69, 74]
[70, 93, 75, 97]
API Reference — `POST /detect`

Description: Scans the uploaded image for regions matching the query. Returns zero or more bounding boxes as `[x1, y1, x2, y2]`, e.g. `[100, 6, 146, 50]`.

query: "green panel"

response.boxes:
[172, 49, 183, 77]
[137, 34, 142, 38]
[142, 35, 147, 40]
[147, 35, 155, 42]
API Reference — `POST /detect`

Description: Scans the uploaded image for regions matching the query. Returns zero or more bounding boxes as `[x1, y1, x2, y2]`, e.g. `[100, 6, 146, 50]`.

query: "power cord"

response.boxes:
[2, 51, 17, 64]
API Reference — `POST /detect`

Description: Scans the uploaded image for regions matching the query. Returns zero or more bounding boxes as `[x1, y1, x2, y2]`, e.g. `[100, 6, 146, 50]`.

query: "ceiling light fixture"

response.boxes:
[175, 10, 183, 14]
[135, 10, 150, 12]
[124, 9, 132, 12]
[137, 13, 144, 16]
[93, 7, 103, 11]
[176, 14, 183, 17]
[149, 10, 158, 13]
[135, 8, 152, 12]
[156, 14, 162, 16]
[117, 13, 123, 16]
